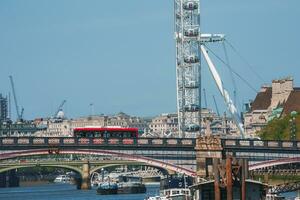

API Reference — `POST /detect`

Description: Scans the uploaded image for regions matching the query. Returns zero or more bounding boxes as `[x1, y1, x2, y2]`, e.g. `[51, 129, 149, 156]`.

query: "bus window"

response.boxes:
[81, 131, 86, 138]
[89, 132, 94, 138]
[94, 131, 100, 137]
[113, 132, 118, 138]
[125, 132, 131, 138]
[117, 132, 122, 138]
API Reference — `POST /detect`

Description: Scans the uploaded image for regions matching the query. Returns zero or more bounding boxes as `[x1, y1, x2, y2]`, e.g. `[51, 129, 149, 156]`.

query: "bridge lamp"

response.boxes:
[289, 117, 296, 141]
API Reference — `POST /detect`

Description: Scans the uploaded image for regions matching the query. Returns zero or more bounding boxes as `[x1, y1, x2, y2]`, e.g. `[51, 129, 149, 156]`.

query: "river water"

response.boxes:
[0, 183, 160, 200]
[0, 183, 297, 200]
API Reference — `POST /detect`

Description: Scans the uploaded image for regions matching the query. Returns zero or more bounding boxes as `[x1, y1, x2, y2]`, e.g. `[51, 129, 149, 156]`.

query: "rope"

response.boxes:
[223, 42, 240, 111]
[225, 39, 265, 83]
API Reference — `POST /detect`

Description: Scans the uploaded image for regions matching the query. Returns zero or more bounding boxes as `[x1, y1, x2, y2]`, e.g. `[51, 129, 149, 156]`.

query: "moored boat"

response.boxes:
[96, 182, 118, 195]
[53, 175, 71, 184]
[117, 175, 146, 194]
[145, 175, 193, 200]
[265, 194, 285, 200]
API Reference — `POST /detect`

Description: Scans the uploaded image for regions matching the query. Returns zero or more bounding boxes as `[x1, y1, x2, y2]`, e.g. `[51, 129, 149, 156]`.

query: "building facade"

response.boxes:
[34, 112, 148, 137]
[244, 77, 300, 135]
[147, 110, 239, 137]
[148, 113, 179, 137]
[0, 94, 8, 121]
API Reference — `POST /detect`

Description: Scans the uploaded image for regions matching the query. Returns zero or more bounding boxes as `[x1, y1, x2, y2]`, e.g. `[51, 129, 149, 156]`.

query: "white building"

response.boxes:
[34, 112, 148, 137]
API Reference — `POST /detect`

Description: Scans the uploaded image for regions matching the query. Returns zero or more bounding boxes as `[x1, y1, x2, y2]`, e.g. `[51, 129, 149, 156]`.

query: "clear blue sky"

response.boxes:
[0, 0, 299, 120]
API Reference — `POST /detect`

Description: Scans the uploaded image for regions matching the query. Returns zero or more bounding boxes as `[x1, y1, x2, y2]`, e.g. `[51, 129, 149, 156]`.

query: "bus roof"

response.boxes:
[73, 127, 138, 132]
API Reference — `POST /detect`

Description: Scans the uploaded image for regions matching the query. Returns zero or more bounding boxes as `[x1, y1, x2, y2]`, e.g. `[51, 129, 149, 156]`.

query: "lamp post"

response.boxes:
[290, 111, 297, 141]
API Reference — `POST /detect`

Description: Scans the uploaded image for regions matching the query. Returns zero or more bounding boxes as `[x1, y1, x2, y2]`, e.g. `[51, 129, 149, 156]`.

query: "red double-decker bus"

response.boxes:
[73, 127, 139, 138]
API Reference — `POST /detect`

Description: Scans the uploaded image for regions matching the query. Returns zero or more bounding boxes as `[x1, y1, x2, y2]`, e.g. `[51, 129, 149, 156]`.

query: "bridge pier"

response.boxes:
[167, 169, 176, 176]
[0, 170, 19, 188]
[0, 172, 7, 188]
[195, 136, 223, 178]
[8, 169, 19, 187]
[263, 174, 269, 184]
[80, 160, 91, 190]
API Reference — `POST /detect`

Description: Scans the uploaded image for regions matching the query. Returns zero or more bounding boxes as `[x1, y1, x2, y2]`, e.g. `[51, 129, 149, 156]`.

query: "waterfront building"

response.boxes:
[0, 94, 8, 122]
[106, 112, 148, 131]
[34, 115, 107, 137]
[148, 113, 179, 137]
[0, 121, 42, 136]
[34, 112, 148, 137]
[147, 110, 239, 137]
[201, 109, 239, 136]
[244, 77, 300, 135]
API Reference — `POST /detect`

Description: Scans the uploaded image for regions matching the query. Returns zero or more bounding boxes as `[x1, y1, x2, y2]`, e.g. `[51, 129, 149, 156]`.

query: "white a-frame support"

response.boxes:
[200, 44, 245, 138]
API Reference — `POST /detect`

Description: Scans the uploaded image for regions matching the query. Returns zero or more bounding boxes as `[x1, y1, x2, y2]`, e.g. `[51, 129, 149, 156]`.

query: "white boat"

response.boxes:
[146, 188, 191, 200]
[265, 194, 285, 200]
[162, 188, 191, 200]
[295, 190, 300, 200]
[145, 175, 192, 200]
[53, 175, 71, 184]
[146, 196, 168, 200]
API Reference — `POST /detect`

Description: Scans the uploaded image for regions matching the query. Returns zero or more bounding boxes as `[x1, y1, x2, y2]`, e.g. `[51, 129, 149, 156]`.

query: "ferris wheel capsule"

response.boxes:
[184, 28, 199, 37]
[183, 1, 198, 11]
[184, 55, 199, 63]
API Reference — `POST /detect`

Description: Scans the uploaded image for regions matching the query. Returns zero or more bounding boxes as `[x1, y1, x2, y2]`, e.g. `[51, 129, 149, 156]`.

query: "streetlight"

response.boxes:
[89, 103, 94, 116]
[290, 111, 297, 141]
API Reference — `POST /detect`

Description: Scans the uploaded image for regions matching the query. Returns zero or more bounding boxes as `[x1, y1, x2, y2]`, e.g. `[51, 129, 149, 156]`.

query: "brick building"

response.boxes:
[244, 77, 300, 135]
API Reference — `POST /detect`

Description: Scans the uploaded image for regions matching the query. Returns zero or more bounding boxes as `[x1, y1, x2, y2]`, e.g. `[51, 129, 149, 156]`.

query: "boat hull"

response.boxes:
[96, 187, 118, 195]
[118, 184, 146, 194]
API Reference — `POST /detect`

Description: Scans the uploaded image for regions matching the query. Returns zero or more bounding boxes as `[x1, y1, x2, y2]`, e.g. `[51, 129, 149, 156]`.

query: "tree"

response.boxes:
[259, 113, 299, 140]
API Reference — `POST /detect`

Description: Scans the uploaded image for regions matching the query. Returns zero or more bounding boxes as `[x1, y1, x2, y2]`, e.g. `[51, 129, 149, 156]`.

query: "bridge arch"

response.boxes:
[0, 165, 82, 176]
[249, 157, 300, 171]
[0, 149, 196, 177]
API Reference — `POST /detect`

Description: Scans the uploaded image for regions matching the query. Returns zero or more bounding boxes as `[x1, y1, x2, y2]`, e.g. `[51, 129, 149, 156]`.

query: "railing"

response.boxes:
[2, 137, 300, 151]
[269, 181, 300, 194]
[0, 137, 196, 147]
[221, 139, 300, 150]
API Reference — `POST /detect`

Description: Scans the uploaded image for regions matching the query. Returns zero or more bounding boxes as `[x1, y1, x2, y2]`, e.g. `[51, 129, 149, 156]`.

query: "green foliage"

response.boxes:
[258, 113, 300, 140]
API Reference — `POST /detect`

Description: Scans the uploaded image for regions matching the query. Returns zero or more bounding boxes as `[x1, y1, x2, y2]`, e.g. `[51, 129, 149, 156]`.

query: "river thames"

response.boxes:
[0, 183, 160, 200]
[0, 183, 298, 200]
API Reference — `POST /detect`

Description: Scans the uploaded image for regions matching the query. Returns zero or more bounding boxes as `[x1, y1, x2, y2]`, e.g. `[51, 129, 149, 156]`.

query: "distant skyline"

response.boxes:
[0, 0, 299, 120]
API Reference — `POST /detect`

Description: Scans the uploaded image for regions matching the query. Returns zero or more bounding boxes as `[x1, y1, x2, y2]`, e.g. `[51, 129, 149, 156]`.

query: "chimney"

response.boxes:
[270, 77, 293, 109]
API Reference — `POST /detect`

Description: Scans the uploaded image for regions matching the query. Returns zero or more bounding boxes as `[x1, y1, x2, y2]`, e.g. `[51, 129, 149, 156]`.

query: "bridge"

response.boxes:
[268, 181, 300, 195]
[195, 136, 300, 177]
[0, 137, 197, 189]
[0, 137, 196, 171]
[1, 136, 300, 188]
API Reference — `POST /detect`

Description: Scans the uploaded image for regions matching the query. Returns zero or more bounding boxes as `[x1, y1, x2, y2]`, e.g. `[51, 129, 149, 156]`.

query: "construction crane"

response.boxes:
[203, 88, 208, 109]
[212, 95, 220, 116]
[9, 75, 23, 121]
[53, 100, 66, 118]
